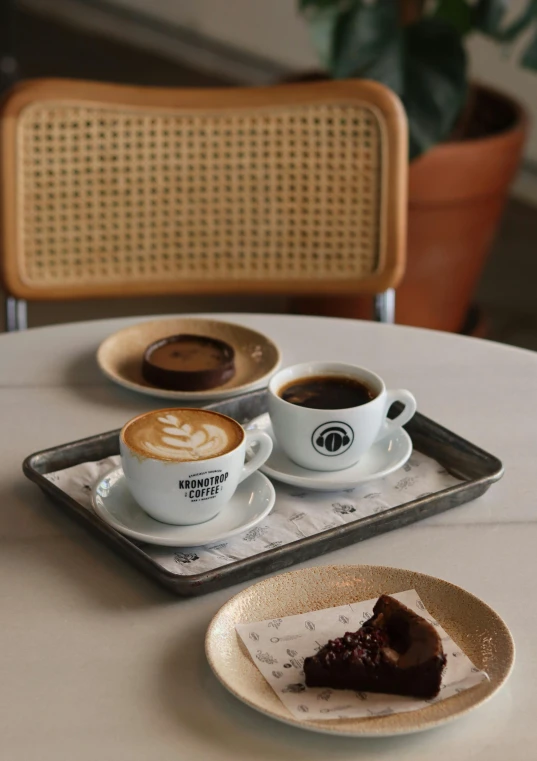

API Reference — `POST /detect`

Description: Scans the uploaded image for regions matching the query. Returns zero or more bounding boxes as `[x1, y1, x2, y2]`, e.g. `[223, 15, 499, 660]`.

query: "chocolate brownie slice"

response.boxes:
[304, 595, 446, 699]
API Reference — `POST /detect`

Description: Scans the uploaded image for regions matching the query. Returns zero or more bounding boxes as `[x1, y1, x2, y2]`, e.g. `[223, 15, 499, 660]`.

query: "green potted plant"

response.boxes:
[293, 0, 535, 332]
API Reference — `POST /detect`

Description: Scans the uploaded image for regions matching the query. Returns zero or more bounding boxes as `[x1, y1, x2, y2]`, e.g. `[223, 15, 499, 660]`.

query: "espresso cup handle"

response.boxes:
[239, 430, 273, 483]
[375, 389, 417, 442]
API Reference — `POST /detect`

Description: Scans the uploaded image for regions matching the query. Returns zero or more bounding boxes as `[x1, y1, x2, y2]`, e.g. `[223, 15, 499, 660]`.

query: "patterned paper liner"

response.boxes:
[236, 589, 488, 721]
[45, 451, 461, 576]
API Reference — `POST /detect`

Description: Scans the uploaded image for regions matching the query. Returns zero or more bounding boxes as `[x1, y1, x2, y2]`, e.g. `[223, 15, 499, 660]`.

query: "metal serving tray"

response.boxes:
[23, 390, 503, 596]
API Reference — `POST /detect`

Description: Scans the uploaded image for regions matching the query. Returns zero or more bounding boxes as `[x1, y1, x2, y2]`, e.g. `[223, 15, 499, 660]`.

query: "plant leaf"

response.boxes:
[300, 1, 359, 72]
[499, 0, 537, 43]
[306, 4, 343, 70]
[472, 0, 509, 36]
[327, 7, 467, 159]
[522, 28, 537, 69]
[472, 0, 537, 53]
[404, 19, 468, 158]
[434, 0, 473, 36]
[472, 0, 537, 42]
[331, 0, 402, 92]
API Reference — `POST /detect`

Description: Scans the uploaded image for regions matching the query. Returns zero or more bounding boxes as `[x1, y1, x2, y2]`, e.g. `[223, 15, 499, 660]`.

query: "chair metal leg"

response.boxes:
[6, 297, 28, 331]
[373, 289, 395, 324]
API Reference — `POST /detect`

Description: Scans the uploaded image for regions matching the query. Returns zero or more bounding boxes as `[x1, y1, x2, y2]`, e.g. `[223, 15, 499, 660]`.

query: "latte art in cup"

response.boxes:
[122, 409, 243, 462]
[144, 413, 228, 460]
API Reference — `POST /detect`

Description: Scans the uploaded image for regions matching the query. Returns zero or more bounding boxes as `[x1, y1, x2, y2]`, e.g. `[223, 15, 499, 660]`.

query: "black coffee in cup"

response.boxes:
[279, 375, 376, 410]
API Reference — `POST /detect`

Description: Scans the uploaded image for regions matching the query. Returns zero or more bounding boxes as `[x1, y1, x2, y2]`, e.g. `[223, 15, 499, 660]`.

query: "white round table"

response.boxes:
[2, 314, 535, 761]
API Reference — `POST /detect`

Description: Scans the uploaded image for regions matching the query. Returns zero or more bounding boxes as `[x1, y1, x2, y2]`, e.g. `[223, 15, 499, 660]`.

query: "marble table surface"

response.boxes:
[1, 313, 536, 761]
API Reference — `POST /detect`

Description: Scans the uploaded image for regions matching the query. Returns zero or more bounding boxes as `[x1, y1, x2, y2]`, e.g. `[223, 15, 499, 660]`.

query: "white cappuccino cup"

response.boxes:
[120, 408, 272, 524]
[268, 362, 416, 472]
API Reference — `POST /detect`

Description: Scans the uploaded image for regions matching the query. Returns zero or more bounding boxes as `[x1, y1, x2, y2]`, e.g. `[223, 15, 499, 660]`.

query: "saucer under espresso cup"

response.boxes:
[246, 414, 412, 491]
[268, 362, 416, 472]
[92, 467, 276, 547]
[120, 408, 273, 525]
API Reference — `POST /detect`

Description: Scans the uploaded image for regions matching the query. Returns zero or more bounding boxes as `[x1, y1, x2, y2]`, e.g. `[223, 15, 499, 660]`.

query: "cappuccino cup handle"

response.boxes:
[239, 431, 273, 483]
[375, 389, 417, 442]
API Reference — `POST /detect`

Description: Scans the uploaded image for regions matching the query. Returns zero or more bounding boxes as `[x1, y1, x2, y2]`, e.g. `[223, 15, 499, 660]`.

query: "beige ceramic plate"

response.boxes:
[97, 317, 281, 401]
[206, 565, 514, 737]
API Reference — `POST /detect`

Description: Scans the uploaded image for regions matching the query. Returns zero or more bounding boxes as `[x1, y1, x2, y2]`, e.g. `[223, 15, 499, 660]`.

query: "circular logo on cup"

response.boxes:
[312, 422, 354, 456]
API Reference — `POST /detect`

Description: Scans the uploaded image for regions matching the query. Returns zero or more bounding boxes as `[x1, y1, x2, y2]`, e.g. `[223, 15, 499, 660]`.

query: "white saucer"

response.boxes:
[92, 467, 276, 547]
[246, 414, 412, 491]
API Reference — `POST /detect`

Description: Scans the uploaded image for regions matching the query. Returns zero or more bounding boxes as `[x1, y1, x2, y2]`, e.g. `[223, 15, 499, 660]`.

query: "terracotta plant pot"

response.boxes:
[292, 84, 528, 332]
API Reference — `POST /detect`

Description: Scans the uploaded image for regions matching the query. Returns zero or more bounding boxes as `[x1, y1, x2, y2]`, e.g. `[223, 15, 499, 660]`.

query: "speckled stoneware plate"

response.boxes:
[205, 565, 514, 737]
[97, 318, 281, 401]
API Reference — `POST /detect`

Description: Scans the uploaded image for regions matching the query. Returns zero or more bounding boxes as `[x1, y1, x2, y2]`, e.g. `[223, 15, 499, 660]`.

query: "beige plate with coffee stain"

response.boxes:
[206, 564, 514, 737]
[97, 318, 281, 401]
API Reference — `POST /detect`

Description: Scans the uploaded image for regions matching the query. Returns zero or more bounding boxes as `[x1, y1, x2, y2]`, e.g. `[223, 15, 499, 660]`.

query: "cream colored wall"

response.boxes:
[110, 0, 537, 163]
[110, 0, 317, 67]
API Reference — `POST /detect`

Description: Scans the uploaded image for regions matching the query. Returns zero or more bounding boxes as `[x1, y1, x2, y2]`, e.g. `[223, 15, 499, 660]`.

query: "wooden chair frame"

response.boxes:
[0, 78, 407, 329]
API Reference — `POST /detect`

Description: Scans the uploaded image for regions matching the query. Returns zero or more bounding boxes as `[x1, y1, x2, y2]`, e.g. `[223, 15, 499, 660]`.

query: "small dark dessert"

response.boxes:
[142, 334, 235, 391]
[304, 595, 446, 699]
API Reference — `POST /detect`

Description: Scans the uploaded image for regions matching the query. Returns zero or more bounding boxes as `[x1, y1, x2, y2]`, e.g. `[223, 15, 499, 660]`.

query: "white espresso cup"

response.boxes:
[120, 408, 272, 525]
[268, 362, 416, 472]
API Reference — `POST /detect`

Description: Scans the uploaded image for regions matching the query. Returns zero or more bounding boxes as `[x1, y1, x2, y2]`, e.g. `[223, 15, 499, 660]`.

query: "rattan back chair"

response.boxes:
[0, 78, 407, 330]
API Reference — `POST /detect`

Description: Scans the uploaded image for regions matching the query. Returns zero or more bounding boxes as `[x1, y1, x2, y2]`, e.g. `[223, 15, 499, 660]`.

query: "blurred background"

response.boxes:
[1, 0, 536, 348]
